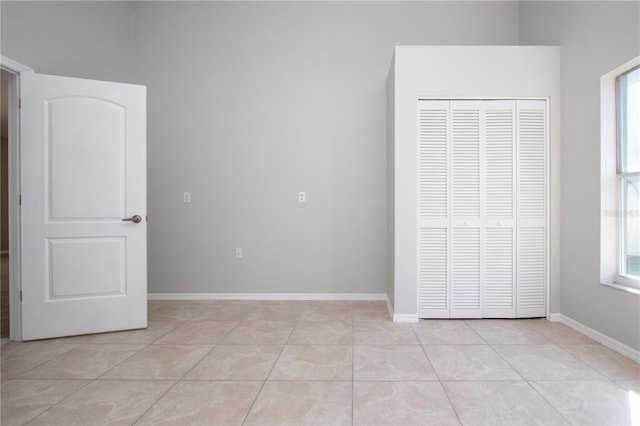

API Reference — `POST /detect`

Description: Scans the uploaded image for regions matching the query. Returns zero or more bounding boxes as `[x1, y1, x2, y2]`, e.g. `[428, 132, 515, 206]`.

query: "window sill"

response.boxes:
[600, 281, 640, 295]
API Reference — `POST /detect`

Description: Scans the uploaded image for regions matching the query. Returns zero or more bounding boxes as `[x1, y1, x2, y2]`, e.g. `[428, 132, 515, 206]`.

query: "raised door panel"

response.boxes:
[48, 97, 125, 220]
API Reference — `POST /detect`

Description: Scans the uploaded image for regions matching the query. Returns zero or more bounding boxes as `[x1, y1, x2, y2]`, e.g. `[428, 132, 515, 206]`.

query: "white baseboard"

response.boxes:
[148, 293, 387, 301]
[549, 312, 640, 363]
[385, 296, 394, 318]
[385, 295, 419, 323]
[393, 314, 419, 323]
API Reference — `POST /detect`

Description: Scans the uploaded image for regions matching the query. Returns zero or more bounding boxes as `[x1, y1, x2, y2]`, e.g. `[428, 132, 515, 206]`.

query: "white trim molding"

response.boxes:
[601, 281, 640, 296]
[1, 55, 32, 342]
[600, 56, 640, 293]
[385, 295, 419, 323]
[0, 55, 34, 73]
[393, 314, 419, 323]
[549, 313, 640, 363]
[385, 296, 394, 319]
[148, 293, 387, 301]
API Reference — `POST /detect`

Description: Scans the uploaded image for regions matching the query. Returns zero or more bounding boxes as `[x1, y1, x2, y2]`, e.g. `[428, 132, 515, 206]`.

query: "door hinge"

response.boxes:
[19, 98, 21, 109]
[20, 290, 23, 302]
[19, 194, 22, 205]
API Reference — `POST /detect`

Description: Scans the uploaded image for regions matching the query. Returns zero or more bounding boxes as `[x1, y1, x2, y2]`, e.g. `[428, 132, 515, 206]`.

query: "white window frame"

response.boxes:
[601, 56, 640, 294]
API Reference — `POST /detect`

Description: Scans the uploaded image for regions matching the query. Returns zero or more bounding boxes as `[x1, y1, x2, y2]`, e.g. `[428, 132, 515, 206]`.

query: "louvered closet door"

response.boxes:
[418, 100, 450, 318]
[450, 101, 482, 318]
[483, 101, 516, 318]
[417, 99, 547, 320]
[517, 100, 547, 317]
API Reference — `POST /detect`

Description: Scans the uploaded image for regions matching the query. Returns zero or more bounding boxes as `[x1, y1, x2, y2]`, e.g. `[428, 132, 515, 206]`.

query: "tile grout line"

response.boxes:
[414, 326, 464, 426]
[59, 305, 211, 424]
[239, 321, 296, 426]
[485, 336, 572, 425]
[92, 343, 151, 381]
[447, 320, 568, 425]
[96, 328, 205, 425]
[3, 343, 82, 380]
[129, 379, 182, 425]
[550, 340, 627, 386]
[130, 306, 234, 425]
[461, 319, 488, 345]
[19, 377, 95, 426]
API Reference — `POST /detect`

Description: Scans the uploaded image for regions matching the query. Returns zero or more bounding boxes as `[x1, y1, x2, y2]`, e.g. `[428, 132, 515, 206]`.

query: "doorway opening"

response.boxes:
[1, 69, 9, 341]
[1, 55, 30, 342]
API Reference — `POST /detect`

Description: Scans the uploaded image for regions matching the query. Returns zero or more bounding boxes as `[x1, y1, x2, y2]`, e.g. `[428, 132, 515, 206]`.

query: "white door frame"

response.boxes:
[1, 55, 34, 341]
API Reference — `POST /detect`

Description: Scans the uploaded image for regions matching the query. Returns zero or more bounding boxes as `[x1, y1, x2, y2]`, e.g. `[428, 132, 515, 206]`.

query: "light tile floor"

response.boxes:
[1, 300, 639, 425]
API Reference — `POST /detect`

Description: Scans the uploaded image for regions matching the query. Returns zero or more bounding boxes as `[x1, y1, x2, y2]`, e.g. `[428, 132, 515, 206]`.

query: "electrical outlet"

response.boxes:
[183, 192, 191, 203]
[235, 248, 243, 259]
[298, 192, 306, 203]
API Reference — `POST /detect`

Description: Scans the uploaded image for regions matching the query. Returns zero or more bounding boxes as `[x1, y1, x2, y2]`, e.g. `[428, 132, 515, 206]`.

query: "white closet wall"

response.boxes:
[418, 99, 547, 319]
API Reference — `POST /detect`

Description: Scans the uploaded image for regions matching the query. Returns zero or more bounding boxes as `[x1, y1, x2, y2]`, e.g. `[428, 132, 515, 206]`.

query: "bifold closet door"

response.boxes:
[418, 101, 450, 318]
[448, 100, 517, 318]
[516, 100, 547, 318]
[449, 101, 482, 318]
[483, 101, 517, 318]
[417, 99, 546, 319]
[417, 100, 488, 319]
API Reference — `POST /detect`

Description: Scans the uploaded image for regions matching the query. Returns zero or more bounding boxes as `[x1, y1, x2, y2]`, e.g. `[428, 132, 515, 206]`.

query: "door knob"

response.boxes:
[122, 215, 142, 224]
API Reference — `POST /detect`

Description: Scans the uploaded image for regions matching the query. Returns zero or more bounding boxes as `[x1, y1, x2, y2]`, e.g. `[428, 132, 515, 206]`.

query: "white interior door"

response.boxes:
[20, 72, 147, 340]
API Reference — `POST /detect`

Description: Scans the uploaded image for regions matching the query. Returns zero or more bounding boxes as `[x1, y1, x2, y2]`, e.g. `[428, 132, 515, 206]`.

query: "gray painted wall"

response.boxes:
[129, 1, 519, 295]
[0, 1, 133, 83]
[521, 1, 640, 351]
[1, 1, 519, 296]
[1, 1, 520, 296]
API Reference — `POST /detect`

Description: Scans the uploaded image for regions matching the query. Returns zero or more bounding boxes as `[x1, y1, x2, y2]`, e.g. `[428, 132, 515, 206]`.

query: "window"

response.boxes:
[616, 66, 640, 286]
[601, 57, 640, 293]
